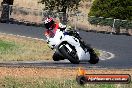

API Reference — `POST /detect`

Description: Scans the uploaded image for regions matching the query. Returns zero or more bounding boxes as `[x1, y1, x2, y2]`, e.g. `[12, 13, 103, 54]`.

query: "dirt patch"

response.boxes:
[0, 67, 132, 79]
[0, 67, 76, 79]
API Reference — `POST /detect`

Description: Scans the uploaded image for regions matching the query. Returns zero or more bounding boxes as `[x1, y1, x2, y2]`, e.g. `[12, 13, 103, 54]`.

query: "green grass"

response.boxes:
[0, 34, 53, 61]
[0, 76, 131, 88]
[0, 40, 17, 54]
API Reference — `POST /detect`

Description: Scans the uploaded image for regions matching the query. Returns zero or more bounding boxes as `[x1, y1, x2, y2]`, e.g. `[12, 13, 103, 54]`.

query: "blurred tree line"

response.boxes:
[39, 0, 88, 24]
[88, 0, 132, 33]
[88, 0, 132, 20]
[39, 0, 86, 13]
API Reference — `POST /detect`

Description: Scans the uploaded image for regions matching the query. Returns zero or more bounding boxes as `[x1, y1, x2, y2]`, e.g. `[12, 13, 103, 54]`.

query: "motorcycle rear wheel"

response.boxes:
[86, 45, 99, 64]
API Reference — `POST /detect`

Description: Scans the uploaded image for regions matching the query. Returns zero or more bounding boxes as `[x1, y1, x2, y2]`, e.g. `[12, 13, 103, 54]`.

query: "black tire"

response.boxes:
[59, 44, 80, 64]
[76, 75, 87, 85]
[89, 54, 99, 64]
[52, 52, 65, 61]
[86, 45, 99, 64]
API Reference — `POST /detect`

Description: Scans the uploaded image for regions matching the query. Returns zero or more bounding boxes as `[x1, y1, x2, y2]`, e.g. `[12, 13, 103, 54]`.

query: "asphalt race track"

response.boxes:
[0, 23, 132, 69]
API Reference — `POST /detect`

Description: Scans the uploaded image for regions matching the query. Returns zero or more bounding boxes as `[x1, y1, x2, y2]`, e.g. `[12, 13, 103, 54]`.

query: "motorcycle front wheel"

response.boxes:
[52, 52, 65, 61]
[59, 44, 80, 64]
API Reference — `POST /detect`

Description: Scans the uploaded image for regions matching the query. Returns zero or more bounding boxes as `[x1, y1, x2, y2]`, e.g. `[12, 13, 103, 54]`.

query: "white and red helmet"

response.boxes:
[43, 17, 54, 29]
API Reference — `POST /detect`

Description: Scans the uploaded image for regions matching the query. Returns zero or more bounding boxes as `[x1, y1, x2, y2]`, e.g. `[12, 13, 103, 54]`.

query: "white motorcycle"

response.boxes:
[44, 27, 99, 64]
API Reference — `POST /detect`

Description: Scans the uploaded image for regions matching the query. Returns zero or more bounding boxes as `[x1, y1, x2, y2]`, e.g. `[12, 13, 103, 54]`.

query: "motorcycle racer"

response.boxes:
[43, 17, 99, 64]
